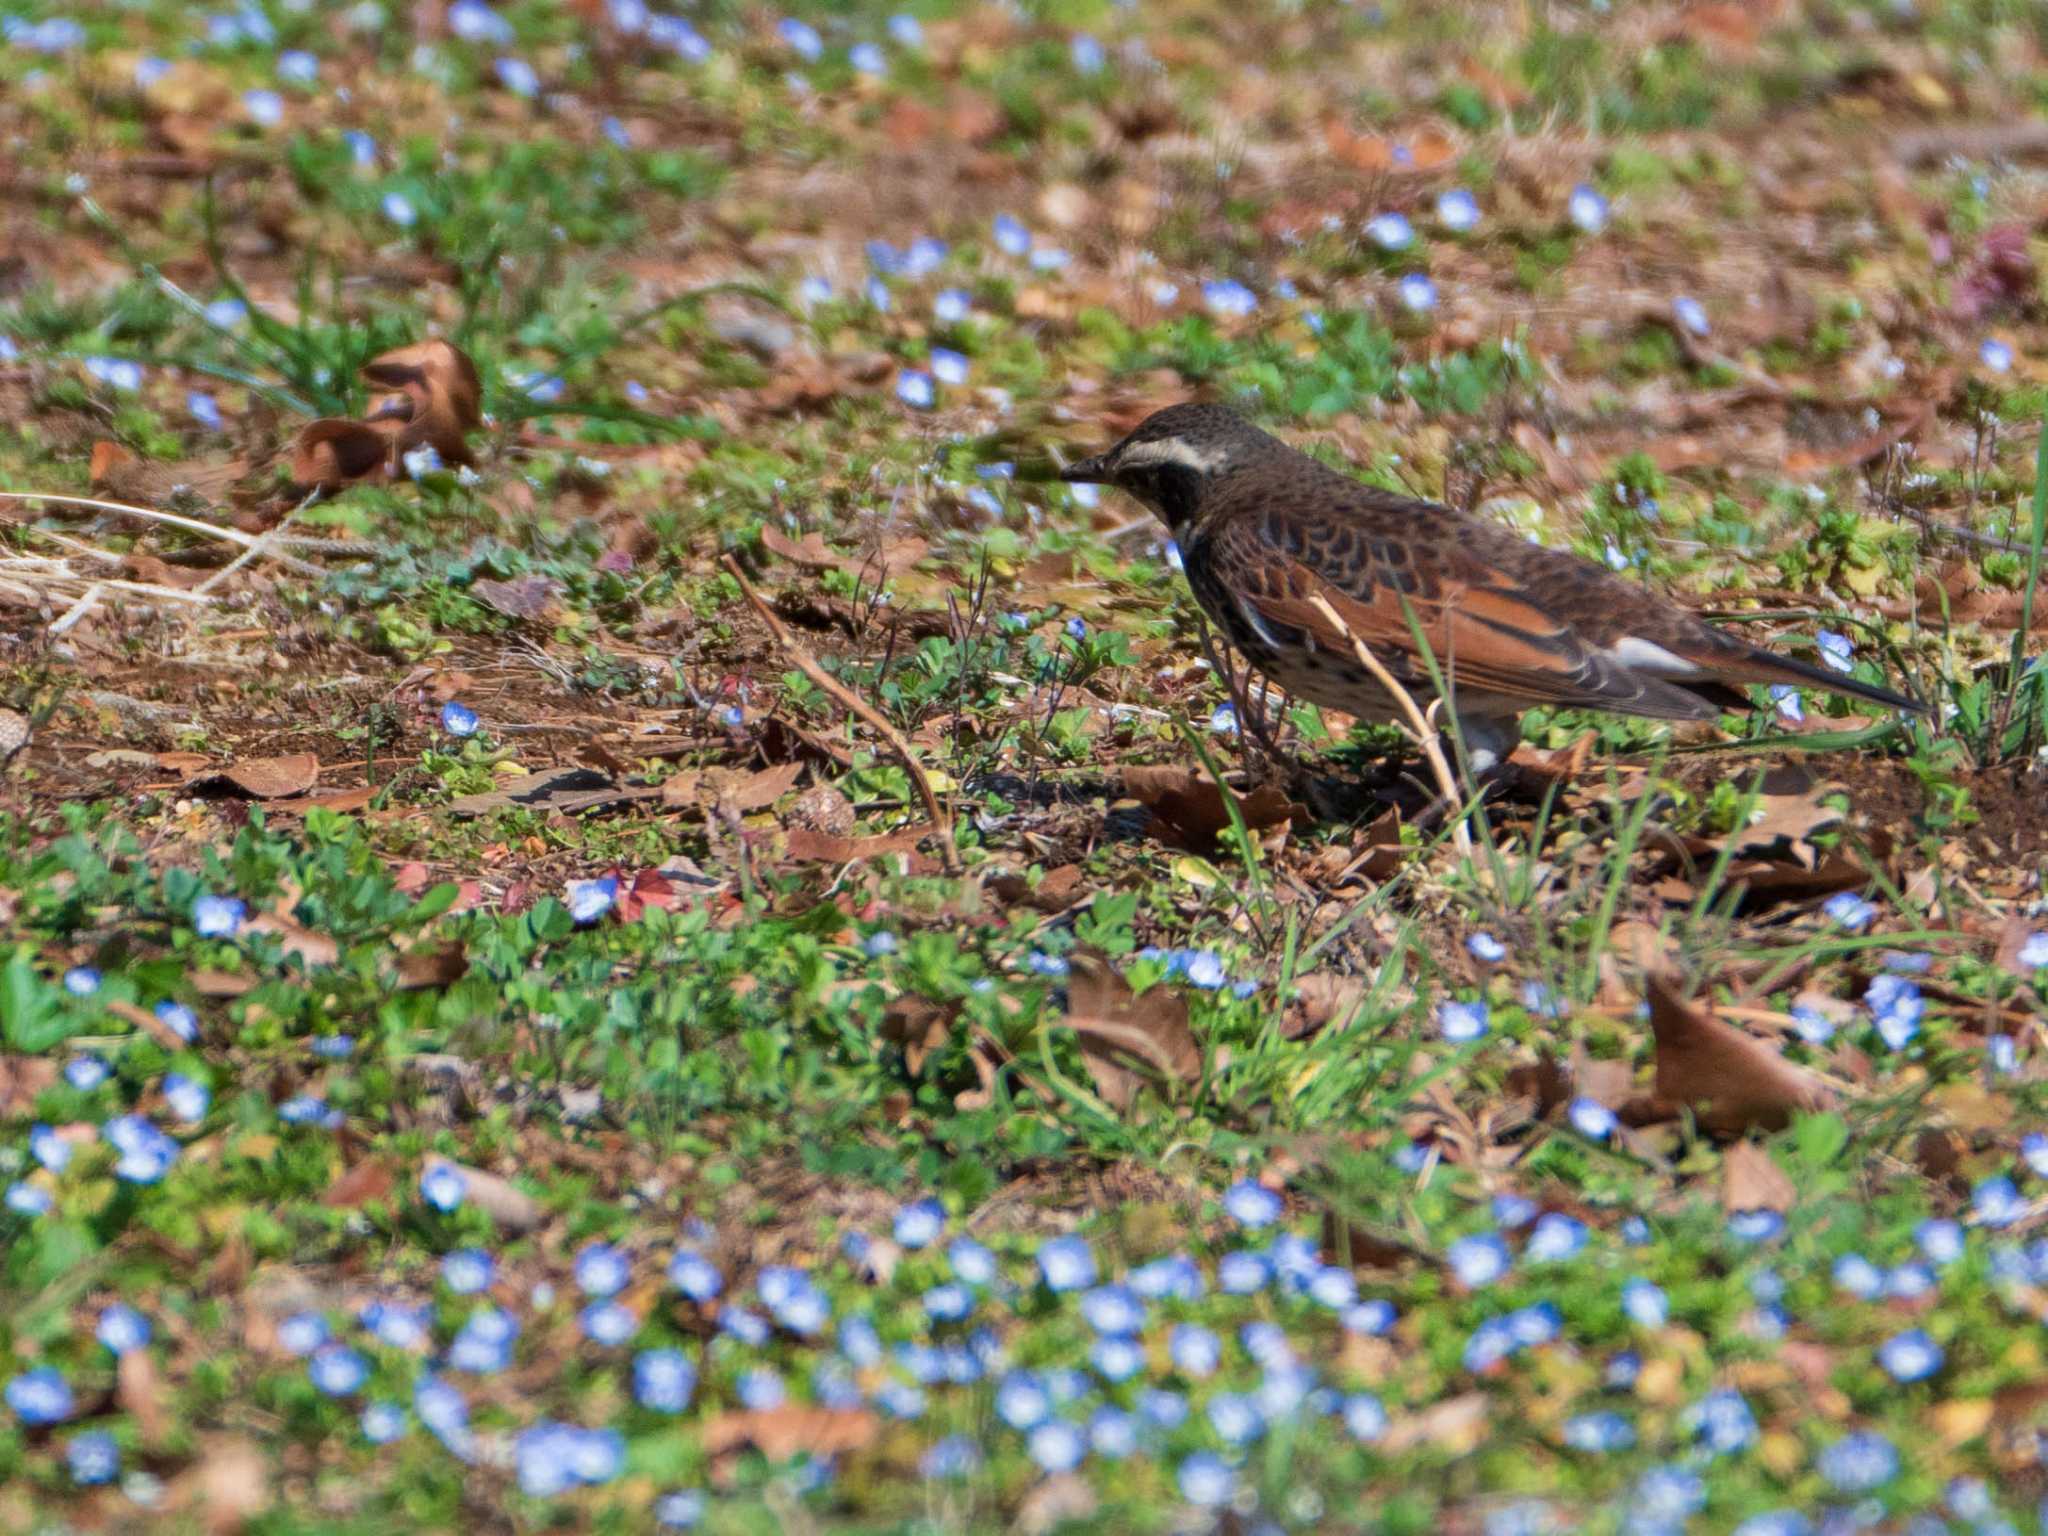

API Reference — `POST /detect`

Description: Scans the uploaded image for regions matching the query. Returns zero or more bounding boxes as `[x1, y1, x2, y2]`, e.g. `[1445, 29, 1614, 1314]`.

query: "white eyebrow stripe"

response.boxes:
[1116, 436, 1229, 474]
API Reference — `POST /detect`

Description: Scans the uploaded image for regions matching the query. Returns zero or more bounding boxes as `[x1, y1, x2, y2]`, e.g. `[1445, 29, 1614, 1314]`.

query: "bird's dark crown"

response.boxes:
[1058, 403, 1279, 527]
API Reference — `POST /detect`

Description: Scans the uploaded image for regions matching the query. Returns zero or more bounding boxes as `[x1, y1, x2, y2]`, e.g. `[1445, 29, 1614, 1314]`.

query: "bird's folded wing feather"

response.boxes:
[1213, 513, 1720, 719]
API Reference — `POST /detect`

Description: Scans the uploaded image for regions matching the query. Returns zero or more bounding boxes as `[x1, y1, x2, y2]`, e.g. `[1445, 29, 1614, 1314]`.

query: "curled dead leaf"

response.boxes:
[183, 753, 321, 800]
[1119, 764, 1304, 850]
[118, 1347, 171, 1450]
[1722, 1140, 1797, 1214]
[1647, 974, 1838, 1135]
[1061, 952, 1202, 1111]
[289, 338, 482, 489]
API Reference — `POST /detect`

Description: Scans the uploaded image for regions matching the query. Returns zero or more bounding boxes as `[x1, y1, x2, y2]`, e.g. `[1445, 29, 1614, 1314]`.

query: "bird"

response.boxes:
[1059, 403, 1926, 774]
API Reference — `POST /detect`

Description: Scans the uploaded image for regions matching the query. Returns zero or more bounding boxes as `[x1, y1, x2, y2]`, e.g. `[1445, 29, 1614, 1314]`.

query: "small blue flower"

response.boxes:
[633, 1349, 696, 1412]
[440, 701, 479, 737]
[1815, 629, 1855, 673]
[777, 17, 822, 60]
[1366, 212, 1415, 250]
[735, 1368, 784, 1410]
[1063, 615, 1088, 641]
[187, 391, 223, 430]
[1688, 1388, 1757, 1454]
[1037, 1235, 1095, 1292]
[849, 40, 885, 74]
[1733, 1514, 1811, 1536]
[1564, 1410, 1635, 1452]
[1177, 1450, 1235, 1506]
[1519, 980, 1564, 1018]
[164, 1073, 209, 1121]
[719, 1307, 770, 1346]
[1918, 1217, 1965, 1264]
[1342, 1298, 1396, 1335]
[447, 1309, 517, 1374]
[1217, 1248, 1272, 1294]
[1069, 32, 1105, 72]
[1981, 337, 2014, 373]
[1605, 1350, 1641, 1388]
[6, 1368, 72, 1425]
[1672, 296, 1711, 337]
[106, 1115, 179, 1181]
[1028, 1418, 1086, 1473]
[243, 88, 285, 128]
[1341, 1393, 1387, 1442]
[1437, 188, 1481, 232]
[1822, 891, 1875, 930]
[1630, 1466, 1705, 1522]
[362, 1401, 406, 1443]
[1079, 1284, 1144, 1335]
[83, 357, 144, 392]
[1975, 1175, 2024, 1227]
[1438, 1000, 1489, 1042]
[1169, 1324, 1221, 1377]
[1396, 273, 1438, 313]
[63, 1054, 109, 1090]
[1877, 1328, 1943, 1383]
[278, 1312, 330, 1356]
[309, 1344, 369, 1396]
[1223, 1180, 1282, 1228]
[1462, 1318, 1516, 1371]
[669, 1250, 722, 1301]
[574, 1242, 630, 1297]
[1621, 1277, 1669, 1327]
[1567, 183, 1609, 234]
[892, 368, 936, 409]
[1887, 1261, 1937, 1299]
[419, 1162, 467, 1212]
[991, 213, 1032, 257]
[1492, 1194, 1536, 1228]
[443, 1249, 495, 1294]
[565, 876, 617, 925]
[1525, 1213, 1586, 1262]
[602, 115, 631, 148]
[67, 1430, 118, 1485]
[1833, 1252, 1883, 1298]
[1206, 1391, 1263, 1445]
[277, 49, 319, 85]
[1789, 1004, 1835, 1044]
[1769, 683, 1805, 722]
[62, 967, 101, 998]
[1727, 1209, 1785, 1242]
[995, 1371, 1051, 1430]
[1086, 1406, 1137, 1459]
[1448, 1233, 1511, 1287]
[1466, 932, 1507, 963]
[381, 192, 417, 228]
[97, 1305, 151, 1355]
[154, 999, 199, 1041]
[193, 893, 247, 938]
[1567, 1098, 1617, 1140]
[928, 347, 970, 387]
[932, 288, 971, 325]
[918, 1435, 979, 1479]
[344, 130, 377, 166]
[361, 1301, 430, 1349]
[1201, 279, 1257, 318]
[1818, 1430, 1899, 1492]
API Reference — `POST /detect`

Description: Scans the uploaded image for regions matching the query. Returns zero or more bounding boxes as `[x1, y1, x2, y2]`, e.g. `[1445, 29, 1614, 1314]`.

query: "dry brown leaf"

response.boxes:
[190, 968, 256, 997]
[321, 1156, 397, 1209]
[1726, 778, 1845, 870]
[1722, 1140, 1797, 1214]
[760, 523, 930, 585]
[472, 575, 561, 621]
[241, 912, 340, 969]
[181, 1435, 271, 1534]
[395, 941, 468, 990]
[264, 786, 378, 816]
[118, 1347, 171, 1450]
[879, 995, 956, 1078]
[0, 1055, 58, 1116]
[663, 761, 803, 813]
[782, 824, 935, 865]
[1381, 1392, 1489, 1455]
[104, 1000, 199, 1052]
[290, 339, 482, 489]
[1119, 765, 1303, 850]
[0, 706, 29, 764]
[700, 1404, 877, 1463]
[184, 753, 321, 800]
[1061, 952, 1202, 1111]
[1647, 974, 1838, 1135]
[1286, 973, 1369, 1038]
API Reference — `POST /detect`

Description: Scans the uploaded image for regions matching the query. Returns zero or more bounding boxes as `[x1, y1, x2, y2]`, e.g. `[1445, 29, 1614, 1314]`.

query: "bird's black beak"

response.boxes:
[1058, 452, 1112, 484]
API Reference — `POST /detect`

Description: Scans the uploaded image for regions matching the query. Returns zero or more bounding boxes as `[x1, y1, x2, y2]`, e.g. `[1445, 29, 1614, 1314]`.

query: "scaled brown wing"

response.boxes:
[1212, 508, 1719, 719]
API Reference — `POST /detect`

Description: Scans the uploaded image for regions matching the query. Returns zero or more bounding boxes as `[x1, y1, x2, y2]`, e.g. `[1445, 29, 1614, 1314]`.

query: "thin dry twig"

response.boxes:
[722, 554, 962, 875]
[1301, 590, 1474, 859]
[0, 490, 325, 578]
[194, 490, 319, 596]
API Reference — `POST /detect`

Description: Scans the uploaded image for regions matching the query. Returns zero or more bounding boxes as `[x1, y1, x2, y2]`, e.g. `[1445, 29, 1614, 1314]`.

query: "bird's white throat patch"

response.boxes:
[1115, 435, 1230, 475]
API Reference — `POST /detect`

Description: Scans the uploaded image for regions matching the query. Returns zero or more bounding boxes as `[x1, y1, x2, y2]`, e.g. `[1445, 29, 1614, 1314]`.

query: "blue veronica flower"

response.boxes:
[580, 1300, 637, 1346]
[1341, 1393, 1387, 1442]
[719, 1308, 770, 1347]
[276, 1312, 329, 1356]
[1307, 1265, 1357, 1309]
[1833, 1252, 1884, 1298]
[1208, 702, 1238, 735]
[63, 967, 101, 998]
[1217, 1249, 1272, 1293]
[440, 701, 479, 737]
[309, 1345, 368, 1396]
[991, 213, 1032, 256]
[1206, 1391, 1263, 1445]
[381, 192, 417, 228]
[1239, 1319, 1292, 1365]
[837, 1315, 881, 1368]
[30, 1125, 69, 1173]
[1789, 1003, 1835, 1043]
[1129, 1253, 1202, 1300]
[447, 1308, 517, 1374]
[1467, 931, 1507, 962]
[776, 17, 822, 59]
[1138, 1387, 1188, 1429]
[938, 1237, 994, 1287]
[448, 0, 513, 43]
[1028, 1418, 1087, 1474]
[892, 1197, 945, 1249]
[1097, 1343, 1146, 1392]
[669, 1250, 722, 1301]
[419, 1162, 467, 1211]
[1447, 1233, 1511, 1288]
[1877, 1328, 1943, 1383]
[1223, 1180, 1282, 1228]
[1568, 1098, 1617, 1140]
[442, 1249, 494, 1294]
[1918, 1218, 1965, 1264]
[633, 1349, 695, 1412]
[1519, 980, 1564, 1018]
[1817, 1430, 1899, 1491]
[243, 89, 285, 128]
[67, 1430, 118, 1485]
[277, 49, 318, 84]
[849, 41, 885, 74]
[154, 999, 199, 1041]
[887, 14, 923, 47]
[1671, 295, 1710, 336]
[1564, 1410, 1635, 1452]
[1770, 684, 1805, 722]
[1687, 1388, 1757, 1453]
[1201, 279, 1257, 318]
[1069, 33, 1105, 72]
[1567, 183, 1609, 234]
[1437, 1000, 1489, 1041]
[1630, 1465, 1705, 1521]
[1946, 1477, 1993, 1520]
[1981, 338, 2014, 373]
[565, 876, 617, 925]
[96, 1305, 151, 1355]
[574, 1243, 630, 1297]
[6, 1182, 50, 1216]
[1525, 1213, 1586, 1262]
[1366, 212, 1414, 250]
[83, 357, 143, 392]
[1036, 1235, 1095, 1292]
[1605, 1350, 1641, 1388]
[1044, 1366, 1091, 1404]
[1732, 1514, 1812, 1536]
[1492, 1194, 1536, 1227]
[922, 1283, 973, 1323]
[892, 368, 940, 411]
[1079, 1284, 1144, 1335]
[1170, 1324, 1221, 1377]
[361, 1401, 406, 1443]
[735, 1367, 784, 1410]
[1815, 629, 1855, 673]
[6, 1368, 73, 1425]
[1622, 1278, 1669, 1327]
[310, 1034, 354, 1059]
[1462, 1317, 1515, 1372]
[873, 1380, 925, 1422]
[1396, 273, 1438, 313]
[1177, 1450, 1234, 1505]
[1508, 1302, 1560, 1347]
[1975, 1175, 2024, 1227]
[1437, 188, 1481, 231]
[995, 1371, 1051, 1430]
[363, 1301, 430, 1350]
[1342, 1298, 1396, 1335]
[1887, 1261, 1937, 1299]
[107, 1116, 179, 1181]
[1087, 1406, 1137, 1459]
[918, 1435, 979, 1478]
